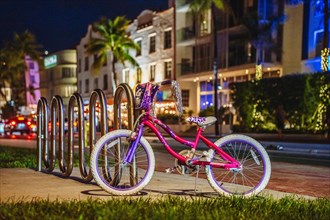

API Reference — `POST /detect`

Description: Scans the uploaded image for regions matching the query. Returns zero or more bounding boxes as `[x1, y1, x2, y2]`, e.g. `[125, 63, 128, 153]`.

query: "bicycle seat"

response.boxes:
[186, 116, 217, 128]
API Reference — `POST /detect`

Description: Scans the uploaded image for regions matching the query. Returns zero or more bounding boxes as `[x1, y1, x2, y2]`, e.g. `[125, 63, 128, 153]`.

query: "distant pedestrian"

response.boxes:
[275, 105, 286, 139]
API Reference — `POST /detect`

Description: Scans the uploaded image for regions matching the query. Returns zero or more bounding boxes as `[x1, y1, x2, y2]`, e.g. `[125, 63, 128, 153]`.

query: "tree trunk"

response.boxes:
[111, 58, 117, 94]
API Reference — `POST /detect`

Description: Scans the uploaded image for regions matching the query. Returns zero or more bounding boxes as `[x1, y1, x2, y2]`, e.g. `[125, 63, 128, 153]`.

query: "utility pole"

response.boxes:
[212, 4, 219, 136]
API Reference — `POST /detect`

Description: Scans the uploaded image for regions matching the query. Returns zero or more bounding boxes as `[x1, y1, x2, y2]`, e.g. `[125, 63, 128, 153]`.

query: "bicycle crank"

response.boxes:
[174, 149, 205, 175]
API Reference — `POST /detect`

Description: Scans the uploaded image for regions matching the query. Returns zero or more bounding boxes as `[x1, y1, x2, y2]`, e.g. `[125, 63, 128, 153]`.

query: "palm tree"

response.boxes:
[242, 11, 286, 79]
[189, 0, 228, 135]
[0, 31, 42, 107]
[86, 16, 140, 92]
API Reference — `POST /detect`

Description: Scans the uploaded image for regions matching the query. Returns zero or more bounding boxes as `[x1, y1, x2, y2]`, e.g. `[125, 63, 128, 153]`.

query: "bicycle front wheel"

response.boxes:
[206, 134, 271, 197]
[90, 129, 155, 196]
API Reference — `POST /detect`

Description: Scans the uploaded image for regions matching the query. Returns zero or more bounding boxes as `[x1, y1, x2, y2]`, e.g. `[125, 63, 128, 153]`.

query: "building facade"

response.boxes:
[39, 50, 77, 112]
[20, 56, 41, 115]
[76, 25, 113, 105]
[74, 0, 328, 123]
[175, 0, 329, 119]
[76, 8, 176, 118]
[124, 8, 174, 87]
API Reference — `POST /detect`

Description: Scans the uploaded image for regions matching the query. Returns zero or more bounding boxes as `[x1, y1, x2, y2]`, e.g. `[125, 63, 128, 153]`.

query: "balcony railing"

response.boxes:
[177, 57, 213, 76]
[176, 26, 195, 43]
[176, 0, 191, 7]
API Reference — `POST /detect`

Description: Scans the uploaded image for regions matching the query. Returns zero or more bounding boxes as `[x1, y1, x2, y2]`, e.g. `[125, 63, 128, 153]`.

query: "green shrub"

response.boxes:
[231, 72, 330, 133]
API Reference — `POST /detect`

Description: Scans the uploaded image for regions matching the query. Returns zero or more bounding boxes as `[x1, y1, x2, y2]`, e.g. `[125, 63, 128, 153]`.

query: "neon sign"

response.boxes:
[44, 55, 57, 69]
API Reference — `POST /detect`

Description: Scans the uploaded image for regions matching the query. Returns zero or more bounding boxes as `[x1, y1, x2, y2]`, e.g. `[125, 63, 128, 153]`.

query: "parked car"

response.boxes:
[4, 116, 37, 135]
[0, 119, 4, 135]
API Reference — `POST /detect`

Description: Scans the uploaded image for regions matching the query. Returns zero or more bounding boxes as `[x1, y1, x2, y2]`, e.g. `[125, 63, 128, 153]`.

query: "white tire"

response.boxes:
[206, 134, 271, 197]
[90, 129, 155, 196]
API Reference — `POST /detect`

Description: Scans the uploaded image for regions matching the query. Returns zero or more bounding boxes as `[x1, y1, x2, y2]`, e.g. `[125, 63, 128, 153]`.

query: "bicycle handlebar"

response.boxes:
[158, 79, 172, 86]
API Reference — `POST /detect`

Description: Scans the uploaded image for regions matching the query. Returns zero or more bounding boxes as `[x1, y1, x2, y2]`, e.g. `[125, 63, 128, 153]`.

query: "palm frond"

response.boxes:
[85, 16, 139, 87]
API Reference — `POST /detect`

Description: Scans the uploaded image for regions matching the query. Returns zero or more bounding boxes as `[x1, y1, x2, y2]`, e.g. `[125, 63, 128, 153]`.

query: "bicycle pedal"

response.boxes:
[165, 167, 176, 173]
[199, 152, 211, 162]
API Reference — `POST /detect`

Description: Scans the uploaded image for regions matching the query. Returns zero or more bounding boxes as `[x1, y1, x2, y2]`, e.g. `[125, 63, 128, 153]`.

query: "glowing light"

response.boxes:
[321, 48, 330, 72]
[44, 55, 57, 69]
[255, 64, 262, 80]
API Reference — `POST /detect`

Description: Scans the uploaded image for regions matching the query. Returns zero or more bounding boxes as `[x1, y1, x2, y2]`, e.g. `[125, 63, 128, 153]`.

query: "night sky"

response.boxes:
[0, 0, 169, 53]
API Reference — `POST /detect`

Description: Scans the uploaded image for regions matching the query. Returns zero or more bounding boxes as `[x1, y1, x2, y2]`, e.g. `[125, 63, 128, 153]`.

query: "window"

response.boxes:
[200, 81, 213, 92]
[223, 77, 234, 89]
[123, 69, 129, 83]
[315, 30, 324, 57]
[78, 59, 81, 73]
[164, 61, 172, 79]
[79, 80, 82, 93]
[49, 70, 53, 81]
[136, 39, 142, 56]
[85, 79, 89, 93]
[200, 94, 213, 110]
[149, 34, 156, 54]
[62, 67, 76, 78]
[181, 90, 189, 107]
[29, 62, 35, 70]
[84, 57, 89, 71]
[236, 75, 248, 82]
[94, 78, 98, 89]
[136, 68, 142, 83]
[200, 11, 211, 36]
[150, 64, 156, 81]
[103, 74, 108, 90]
[30, 75, 36, 84]
[164, 29, 172, 49]
[65, 86, 76, 97]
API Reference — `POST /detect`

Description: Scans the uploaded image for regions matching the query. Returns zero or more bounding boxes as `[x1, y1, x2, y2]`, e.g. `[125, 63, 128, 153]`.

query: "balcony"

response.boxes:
[178, 57, 213, 76]
[176, 26, 195, 43]
[176, 0, 191, 7]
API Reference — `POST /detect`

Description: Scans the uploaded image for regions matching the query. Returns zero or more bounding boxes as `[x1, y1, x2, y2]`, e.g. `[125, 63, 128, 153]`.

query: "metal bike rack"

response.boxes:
[36, 89, 109, 182]
[37, 97, 49, 172]
[113, 83, 137, 185]
[113, 83, 136, 130]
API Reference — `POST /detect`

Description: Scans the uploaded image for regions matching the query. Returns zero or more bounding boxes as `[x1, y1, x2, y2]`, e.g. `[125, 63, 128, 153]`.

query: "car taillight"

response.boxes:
[11, 121, 16, 126]
[27, 121, 31, 126]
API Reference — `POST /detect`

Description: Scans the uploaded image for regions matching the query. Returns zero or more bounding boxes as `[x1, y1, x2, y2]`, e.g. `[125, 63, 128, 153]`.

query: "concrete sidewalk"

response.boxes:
[0, 168, 317, 202]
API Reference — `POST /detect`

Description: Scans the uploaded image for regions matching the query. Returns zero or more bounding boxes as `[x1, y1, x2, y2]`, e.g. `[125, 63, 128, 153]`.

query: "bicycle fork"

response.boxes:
[123, 124, 145, 165]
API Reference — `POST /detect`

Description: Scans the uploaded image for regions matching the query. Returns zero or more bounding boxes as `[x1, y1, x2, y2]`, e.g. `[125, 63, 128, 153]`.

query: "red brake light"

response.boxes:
[18, 117, 24, 121]
[11, 121, 16, 126]
[27, 121, 31, 126]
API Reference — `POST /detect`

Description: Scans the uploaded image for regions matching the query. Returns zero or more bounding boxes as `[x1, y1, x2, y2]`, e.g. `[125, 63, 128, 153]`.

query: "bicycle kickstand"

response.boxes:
[194, 165, 200, 195]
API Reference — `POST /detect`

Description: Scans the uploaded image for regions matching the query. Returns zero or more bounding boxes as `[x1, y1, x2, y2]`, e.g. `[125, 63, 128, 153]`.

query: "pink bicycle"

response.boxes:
[90, 80, 271, 196]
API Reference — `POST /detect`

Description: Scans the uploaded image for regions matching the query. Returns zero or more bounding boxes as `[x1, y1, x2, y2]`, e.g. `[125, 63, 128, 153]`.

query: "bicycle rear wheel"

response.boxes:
[206, 134, 271, 197]
[90, 129, 155, 195]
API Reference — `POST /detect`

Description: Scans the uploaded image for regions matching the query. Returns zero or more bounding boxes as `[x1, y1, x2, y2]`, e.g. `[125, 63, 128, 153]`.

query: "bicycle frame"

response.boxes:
[124, 113, 240, 170]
